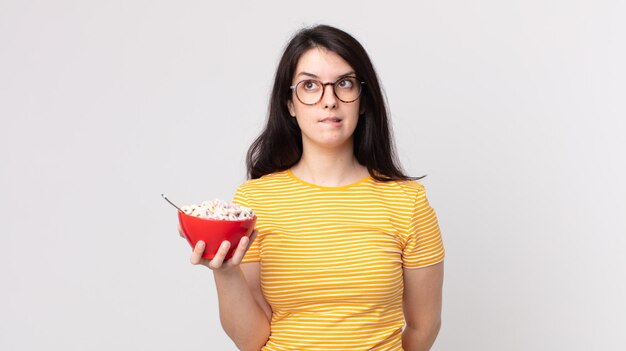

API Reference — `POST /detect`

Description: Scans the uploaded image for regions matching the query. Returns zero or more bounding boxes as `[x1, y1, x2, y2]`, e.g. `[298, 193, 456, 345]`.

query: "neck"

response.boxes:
[291, 139, 368, 187]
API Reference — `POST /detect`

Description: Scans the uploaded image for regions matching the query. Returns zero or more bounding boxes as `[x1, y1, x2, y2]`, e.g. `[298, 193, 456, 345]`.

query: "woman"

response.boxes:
[187, 24, 445, 351]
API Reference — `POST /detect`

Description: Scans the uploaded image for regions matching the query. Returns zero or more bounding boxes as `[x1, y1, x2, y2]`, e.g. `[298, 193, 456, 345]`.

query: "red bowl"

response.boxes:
[178, 211, 256, 260]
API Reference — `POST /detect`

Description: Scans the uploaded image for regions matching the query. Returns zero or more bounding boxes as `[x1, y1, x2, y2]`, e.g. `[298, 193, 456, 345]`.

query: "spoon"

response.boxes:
[161, 194, 183, 212]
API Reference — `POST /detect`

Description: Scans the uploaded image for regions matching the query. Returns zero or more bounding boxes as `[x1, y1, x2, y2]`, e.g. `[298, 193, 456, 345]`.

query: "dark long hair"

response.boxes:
[246, 24, 424, 182]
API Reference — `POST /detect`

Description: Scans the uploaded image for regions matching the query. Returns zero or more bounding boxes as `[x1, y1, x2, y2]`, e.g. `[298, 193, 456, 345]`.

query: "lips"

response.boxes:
[320, 117, 342, 123]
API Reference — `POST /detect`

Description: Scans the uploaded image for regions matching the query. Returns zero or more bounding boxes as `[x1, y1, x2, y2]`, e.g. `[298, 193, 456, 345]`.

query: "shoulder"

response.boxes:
[395, 179, 426, 196]
[372, 178, 426, 200]
[235, 170, 290, 193]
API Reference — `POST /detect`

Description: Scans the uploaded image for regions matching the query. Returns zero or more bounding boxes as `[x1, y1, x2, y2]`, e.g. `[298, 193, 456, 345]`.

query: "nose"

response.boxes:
[321, 83, 337, 109]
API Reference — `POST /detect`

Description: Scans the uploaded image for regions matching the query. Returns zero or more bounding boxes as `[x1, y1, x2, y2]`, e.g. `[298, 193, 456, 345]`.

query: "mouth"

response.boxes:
[320, 117, 342, 123]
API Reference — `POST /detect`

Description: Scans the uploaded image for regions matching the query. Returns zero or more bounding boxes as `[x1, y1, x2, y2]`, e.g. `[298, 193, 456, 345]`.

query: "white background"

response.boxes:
[1, 1, 625, 350]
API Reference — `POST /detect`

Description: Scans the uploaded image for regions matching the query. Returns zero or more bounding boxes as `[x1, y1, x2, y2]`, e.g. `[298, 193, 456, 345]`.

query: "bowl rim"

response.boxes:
[178, 211, 257, 223]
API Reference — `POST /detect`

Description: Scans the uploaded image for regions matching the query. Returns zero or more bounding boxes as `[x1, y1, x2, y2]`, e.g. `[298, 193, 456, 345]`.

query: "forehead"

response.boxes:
[294, 47, 354, 79]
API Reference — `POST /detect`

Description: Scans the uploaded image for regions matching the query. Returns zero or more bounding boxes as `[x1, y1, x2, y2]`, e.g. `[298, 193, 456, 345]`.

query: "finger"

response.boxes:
[208, 241, 230, 270]
[190, 240, 206, 265]
[177, 224, 185, 238]
[229, 236, 250, 264]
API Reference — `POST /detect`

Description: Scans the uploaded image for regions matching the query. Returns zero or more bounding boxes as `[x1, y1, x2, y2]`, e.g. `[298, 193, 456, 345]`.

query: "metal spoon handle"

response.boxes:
[161, 194, 183, 212]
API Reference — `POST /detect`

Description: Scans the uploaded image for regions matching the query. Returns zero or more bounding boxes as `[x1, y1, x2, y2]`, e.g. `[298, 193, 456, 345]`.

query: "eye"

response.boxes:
[302, 80, 320, 91]
[337, 78, 355, 89]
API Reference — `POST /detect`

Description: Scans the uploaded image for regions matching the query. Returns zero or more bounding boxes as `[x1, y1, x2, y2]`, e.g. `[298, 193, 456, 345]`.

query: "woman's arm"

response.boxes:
[189, 231, 271, 351]
[402, 261, 444, 351]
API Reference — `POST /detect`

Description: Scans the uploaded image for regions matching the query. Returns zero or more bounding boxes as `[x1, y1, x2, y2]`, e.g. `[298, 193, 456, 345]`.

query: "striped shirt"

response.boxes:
[232, 169, 445, 351]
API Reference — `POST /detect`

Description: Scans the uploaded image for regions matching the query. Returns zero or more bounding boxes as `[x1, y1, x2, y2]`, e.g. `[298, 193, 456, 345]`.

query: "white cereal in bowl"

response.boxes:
[181, 199, 254, 220]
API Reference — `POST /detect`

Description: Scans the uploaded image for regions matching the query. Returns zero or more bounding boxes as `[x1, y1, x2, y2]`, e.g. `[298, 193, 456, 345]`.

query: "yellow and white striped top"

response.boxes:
[232, 169, 445, 351]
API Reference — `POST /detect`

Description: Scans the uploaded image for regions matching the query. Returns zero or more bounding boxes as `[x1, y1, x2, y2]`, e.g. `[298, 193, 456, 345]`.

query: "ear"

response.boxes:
[287, 99, 296, 117]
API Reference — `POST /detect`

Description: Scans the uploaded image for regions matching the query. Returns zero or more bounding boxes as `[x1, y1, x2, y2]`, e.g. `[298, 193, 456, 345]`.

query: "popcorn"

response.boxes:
[180, 199, 255, 221]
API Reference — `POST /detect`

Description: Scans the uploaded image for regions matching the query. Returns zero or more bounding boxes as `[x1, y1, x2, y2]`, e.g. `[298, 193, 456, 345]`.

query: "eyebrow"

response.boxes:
[296, 71, 356, 79]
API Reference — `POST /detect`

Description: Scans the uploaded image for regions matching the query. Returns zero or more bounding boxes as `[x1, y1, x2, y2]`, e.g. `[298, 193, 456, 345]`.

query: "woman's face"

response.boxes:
[287, 47, 362, 151]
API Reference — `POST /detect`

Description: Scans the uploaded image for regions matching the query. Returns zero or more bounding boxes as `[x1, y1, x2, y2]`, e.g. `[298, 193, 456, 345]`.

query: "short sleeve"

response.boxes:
[402, 184, 445, 269]
[232, 184, 260, 263]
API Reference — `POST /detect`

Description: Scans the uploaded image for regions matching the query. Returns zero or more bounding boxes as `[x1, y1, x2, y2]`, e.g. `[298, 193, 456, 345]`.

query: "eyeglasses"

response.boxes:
[290, 76, 365, 105]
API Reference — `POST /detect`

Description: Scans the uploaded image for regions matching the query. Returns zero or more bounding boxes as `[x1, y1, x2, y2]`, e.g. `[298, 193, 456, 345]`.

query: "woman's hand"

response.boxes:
[178, 224, 258, 271]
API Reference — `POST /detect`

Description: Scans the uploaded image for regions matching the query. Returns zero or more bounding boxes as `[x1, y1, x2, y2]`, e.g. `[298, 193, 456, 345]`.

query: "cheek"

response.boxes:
[346, 107, 361, 123]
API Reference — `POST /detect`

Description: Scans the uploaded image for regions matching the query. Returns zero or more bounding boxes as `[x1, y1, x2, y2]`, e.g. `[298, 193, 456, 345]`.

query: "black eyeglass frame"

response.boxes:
[289, 77, 366, 105]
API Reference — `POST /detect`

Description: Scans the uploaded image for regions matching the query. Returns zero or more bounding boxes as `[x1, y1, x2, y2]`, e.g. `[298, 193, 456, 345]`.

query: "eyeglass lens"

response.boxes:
[295, 77, 362, 105]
